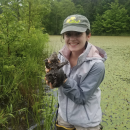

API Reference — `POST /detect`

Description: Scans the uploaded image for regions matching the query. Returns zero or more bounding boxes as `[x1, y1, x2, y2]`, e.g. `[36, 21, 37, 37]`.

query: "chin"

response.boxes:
[70, 49, 79, 52]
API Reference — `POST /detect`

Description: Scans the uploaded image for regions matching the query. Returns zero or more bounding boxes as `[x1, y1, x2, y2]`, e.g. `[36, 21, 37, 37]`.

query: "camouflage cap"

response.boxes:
[60, 14, 90, 34]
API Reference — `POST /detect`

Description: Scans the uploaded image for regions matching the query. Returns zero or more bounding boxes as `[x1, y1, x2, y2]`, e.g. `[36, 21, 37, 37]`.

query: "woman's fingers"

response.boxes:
[45, 60, 53, 89]
[46, 79, 48, 85]
[45, 59, 51, 73]
[45, 66, 50, 73]
[48, 82, 53, 89]
[48, 60, 51, 63]
[45, 77, 54, 89]
[46, 68, 50, 73]
[45, 77, 48, 84]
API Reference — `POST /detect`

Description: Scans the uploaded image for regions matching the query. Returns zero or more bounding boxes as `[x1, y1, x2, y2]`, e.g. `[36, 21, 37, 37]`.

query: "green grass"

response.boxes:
[48, 35, 130, 130]
[0, 30, 57, 130]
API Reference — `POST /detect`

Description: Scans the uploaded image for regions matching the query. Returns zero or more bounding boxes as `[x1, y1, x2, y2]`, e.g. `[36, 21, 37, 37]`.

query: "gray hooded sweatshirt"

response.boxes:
[57, 42, 107, 127]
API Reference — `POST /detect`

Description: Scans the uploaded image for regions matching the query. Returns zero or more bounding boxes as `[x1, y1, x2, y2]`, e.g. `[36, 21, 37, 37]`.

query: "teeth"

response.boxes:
[70, 43, 77, 45]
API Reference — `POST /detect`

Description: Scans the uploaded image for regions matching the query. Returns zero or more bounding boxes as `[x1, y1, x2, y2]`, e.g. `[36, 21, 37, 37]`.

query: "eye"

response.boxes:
[65, 32, 71, 37]
[75, 32, 82, 36]
[64, 32, 83, 37]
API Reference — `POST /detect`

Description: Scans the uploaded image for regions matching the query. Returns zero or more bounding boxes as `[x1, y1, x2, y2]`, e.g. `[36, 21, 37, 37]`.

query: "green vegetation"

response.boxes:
[1, 0, 130, 35]
[0, 0, 57, 129]
[92, 1, 130, 35]
[41, 0, 130, 35]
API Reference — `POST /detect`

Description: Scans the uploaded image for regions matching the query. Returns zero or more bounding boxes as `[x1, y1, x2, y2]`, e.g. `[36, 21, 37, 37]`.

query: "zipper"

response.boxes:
[66, 97, 68, 122]
[66, 67, 73, 122]
[59, 52, 75, 122]
[59, 52, 71, 122]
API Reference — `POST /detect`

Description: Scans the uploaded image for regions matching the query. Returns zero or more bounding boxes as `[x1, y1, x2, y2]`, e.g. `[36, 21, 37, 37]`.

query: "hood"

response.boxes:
[59, 42, 107, 64]
[87, 43, 107, 62]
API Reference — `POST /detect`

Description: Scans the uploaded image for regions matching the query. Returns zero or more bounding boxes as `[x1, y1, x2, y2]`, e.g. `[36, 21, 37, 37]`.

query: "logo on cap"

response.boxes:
[66, 16, 80, 24]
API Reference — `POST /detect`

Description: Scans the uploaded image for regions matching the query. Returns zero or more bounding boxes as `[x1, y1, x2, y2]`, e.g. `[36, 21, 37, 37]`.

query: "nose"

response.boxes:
[69, 34, 77, 40]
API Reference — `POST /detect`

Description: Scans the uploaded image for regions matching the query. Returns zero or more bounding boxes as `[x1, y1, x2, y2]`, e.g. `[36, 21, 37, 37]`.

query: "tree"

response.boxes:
[91, 14, 104, 35]
[103, 0, 130, 34]
[42, 0, 76, 34]
[0, 0, 50, 128]
[92, 0, 130, 35]
[75, 4, 85, 15]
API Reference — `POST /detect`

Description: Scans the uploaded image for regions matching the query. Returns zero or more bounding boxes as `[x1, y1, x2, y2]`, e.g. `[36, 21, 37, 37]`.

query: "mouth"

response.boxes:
[69, 43, 78, 47]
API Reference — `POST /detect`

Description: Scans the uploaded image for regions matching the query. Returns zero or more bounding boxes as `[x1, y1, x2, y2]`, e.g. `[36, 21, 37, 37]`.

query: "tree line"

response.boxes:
[0, 0, 130, 35]
[43, 0, 130, 35]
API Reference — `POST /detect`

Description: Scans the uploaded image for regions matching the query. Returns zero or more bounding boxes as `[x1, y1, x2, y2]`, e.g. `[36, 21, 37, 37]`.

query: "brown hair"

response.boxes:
[86, 29, 91, 35]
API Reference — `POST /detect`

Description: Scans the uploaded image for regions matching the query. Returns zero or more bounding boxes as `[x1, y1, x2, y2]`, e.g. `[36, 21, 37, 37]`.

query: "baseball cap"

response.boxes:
[60, 14, 90, 34]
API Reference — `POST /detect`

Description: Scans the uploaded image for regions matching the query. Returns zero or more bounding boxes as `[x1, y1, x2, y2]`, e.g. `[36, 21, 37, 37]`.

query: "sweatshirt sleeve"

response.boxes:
[62, 62, 105, 105]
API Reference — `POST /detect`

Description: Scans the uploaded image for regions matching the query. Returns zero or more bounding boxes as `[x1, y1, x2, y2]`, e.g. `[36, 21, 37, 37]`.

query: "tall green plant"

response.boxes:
[42, 0, 76, 35]
[92, 0, 130, 35]
[0, 0, 52, 129]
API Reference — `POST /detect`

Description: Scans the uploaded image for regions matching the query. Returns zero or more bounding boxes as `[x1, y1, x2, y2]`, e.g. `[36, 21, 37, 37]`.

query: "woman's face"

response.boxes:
[64, 31, 91, 53]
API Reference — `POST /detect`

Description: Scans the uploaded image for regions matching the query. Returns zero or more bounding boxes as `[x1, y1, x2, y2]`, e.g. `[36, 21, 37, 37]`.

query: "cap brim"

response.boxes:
[60, 26, 87, 34]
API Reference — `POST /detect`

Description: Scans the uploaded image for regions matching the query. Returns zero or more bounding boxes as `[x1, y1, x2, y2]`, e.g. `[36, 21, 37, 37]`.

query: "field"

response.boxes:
[48, 36, 130, 130]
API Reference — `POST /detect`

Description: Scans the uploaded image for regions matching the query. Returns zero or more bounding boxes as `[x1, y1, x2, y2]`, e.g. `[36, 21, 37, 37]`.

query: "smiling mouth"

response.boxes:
[69, 43, 78, 46]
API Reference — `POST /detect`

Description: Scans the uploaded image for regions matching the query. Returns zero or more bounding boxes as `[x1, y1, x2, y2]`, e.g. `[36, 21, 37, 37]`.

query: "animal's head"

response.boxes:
[44, 52, 60, 69]
[48, 52, 59, 64]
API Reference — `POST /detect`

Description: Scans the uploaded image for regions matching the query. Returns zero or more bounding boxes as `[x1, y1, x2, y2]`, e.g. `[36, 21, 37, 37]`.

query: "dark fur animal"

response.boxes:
[45, 52, 68, 88]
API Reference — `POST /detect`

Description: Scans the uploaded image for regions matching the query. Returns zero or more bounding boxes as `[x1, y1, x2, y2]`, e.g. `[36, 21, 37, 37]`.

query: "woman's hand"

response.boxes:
[45, 77, 54, 89]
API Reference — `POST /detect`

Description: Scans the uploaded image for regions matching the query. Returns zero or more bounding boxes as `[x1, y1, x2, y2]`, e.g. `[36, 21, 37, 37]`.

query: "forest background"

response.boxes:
[42, 0, 130, 35]
[1, 0, 130, 36]
[0, 0, 130, 129]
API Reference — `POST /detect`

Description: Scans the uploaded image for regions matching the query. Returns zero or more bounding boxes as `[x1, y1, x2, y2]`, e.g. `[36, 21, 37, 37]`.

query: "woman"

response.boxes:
[45, 14, 107, 130]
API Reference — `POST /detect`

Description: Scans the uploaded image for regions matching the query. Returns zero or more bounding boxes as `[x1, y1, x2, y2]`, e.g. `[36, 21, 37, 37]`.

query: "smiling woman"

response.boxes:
[45, 14, 107, 130]
[48, 35, 130, 130]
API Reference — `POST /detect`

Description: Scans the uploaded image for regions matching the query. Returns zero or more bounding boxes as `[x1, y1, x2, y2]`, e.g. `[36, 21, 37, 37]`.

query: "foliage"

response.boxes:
[42, 0, 130, 35]
[92, 0, 130, 35]
[91, 14, 104, 35]
[41, 91, 58, 130]
[42, 0, 76, 35]
[0, 0, 58, 129]
[0, 109, 14, 126]
[1, 0, 130, 35]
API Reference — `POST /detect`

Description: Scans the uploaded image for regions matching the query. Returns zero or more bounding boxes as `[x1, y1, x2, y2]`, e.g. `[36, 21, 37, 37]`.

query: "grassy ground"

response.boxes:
[48, 35, 130, 130]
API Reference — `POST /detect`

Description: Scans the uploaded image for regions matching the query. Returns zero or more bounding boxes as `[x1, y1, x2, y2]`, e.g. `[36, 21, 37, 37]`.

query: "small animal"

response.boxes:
[44, 52, 68, 88]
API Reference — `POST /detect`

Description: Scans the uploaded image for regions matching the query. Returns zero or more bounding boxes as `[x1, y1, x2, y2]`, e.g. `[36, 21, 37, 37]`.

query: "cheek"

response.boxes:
[64, 37, 68, 44]
[80, 36, 87, 44]
[80, 33, 88, 42]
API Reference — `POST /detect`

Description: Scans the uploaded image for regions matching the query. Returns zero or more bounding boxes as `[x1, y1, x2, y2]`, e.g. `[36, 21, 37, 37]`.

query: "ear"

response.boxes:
[87, 33, 91, 41]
